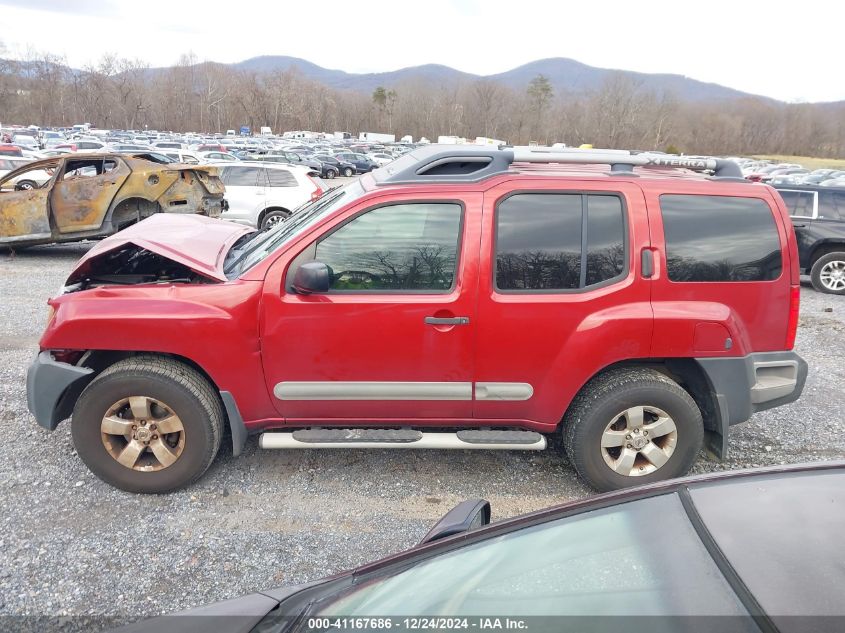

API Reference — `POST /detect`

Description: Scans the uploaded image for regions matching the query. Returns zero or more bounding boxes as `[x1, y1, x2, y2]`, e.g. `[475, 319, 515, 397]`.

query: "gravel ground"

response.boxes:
[1, 242, 843, 626]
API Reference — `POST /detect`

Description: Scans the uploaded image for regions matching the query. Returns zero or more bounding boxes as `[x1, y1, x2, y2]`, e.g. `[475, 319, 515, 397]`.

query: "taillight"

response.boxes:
[785, 285, 800, 349]
[308, 176, 323, 202]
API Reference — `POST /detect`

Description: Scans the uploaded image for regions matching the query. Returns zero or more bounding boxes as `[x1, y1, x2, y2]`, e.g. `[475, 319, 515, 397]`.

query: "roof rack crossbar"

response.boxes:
[373, 145, 744, 184]
[511, 147, 743, 178]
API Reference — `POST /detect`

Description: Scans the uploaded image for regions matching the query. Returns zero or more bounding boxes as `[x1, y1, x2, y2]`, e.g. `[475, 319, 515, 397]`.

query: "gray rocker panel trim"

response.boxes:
[274, 381, 473, 401]
[273, 381, 536, 402]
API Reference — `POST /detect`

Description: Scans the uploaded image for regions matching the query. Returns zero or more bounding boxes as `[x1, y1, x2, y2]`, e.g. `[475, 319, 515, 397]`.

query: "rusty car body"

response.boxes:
[0, 154, 226, 248]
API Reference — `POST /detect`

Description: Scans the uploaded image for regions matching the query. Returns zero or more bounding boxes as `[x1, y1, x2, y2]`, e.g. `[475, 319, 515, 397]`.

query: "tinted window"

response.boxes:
[586, 195, 626, 286]
[222, 166, 259, 186]
[314, 203, 462, 291]
[496, 193, 626, 291]
[264, 168, 297, 187]
[497, 194, 582, 290]
[820, 191, 845, 221]
[777, 189, 816, 218]
[311, 494, 748, 617]
[660, 195, 782, 282]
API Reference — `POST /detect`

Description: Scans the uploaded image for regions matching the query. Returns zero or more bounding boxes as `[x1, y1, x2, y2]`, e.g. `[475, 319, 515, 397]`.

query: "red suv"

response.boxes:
[26, 146, 807, 493]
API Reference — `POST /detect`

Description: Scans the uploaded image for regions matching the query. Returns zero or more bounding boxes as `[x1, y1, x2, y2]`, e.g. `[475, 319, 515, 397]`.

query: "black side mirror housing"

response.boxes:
[293, 262, 330, 294]
[419, 499, 491, 545]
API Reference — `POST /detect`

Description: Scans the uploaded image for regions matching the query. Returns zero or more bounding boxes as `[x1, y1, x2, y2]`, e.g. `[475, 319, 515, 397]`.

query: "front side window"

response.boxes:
[314, 203, 462, 292]
[660, 195, 783, 282]
[496, 193, 626, 291]
[306, 494, 748, 618]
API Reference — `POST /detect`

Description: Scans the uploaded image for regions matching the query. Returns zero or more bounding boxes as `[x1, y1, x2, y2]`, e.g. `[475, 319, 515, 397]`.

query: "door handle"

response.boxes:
[425, 316, 470, 326]
[792, 224, 806, 228]
[641, 249, 655, 278]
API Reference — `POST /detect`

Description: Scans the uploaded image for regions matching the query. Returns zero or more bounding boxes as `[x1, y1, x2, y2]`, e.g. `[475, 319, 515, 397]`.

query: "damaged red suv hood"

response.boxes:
[68, 214, 254, 283]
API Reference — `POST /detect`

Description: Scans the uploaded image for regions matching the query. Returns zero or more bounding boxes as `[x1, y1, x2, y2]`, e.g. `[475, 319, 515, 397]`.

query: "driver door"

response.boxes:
[260, 194, 481, 423]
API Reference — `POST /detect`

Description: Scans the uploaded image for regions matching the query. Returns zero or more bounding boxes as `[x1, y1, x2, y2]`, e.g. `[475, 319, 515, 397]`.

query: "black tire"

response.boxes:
[562, 367, 703, 492]
[72, 355, 224, 493]
[325, 169, 337, 180]
[343, 167, 353, 177]
[810, 252, 845, 295]
[261, 209, 290, 230]
[15, 179, 37, 191]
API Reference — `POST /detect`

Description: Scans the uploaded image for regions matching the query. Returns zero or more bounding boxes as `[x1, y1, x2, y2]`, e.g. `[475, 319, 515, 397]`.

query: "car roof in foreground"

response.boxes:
[346, 462, 844, 619]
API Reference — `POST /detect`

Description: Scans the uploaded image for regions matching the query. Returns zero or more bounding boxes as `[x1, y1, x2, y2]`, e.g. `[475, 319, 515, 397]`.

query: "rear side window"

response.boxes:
[777, 189, 816, 218]
[263, 168, 297, 187]
[660, 195, 782, 282]
[221, 166, 259, 186]
[496, 193, 626, 291]
[819, 191, 845, 221]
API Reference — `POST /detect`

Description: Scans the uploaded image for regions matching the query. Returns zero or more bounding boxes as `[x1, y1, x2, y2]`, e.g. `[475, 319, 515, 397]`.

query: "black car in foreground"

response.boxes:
[114, 461, 844, 633]
[775, 183, 845, 294]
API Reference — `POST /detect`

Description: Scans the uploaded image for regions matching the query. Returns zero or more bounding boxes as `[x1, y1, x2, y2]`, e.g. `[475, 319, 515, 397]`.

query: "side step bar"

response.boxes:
[259, 429, 547, 451]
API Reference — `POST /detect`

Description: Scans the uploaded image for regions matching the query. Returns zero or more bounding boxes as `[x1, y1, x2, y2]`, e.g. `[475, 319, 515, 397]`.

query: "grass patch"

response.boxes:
[752, 155, 845, 170]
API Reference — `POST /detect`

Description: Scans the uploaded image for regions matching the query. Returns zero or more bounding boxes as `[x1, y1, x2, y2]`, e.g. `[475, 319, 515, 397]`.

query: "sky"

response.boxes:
[0, 0, 841, 103]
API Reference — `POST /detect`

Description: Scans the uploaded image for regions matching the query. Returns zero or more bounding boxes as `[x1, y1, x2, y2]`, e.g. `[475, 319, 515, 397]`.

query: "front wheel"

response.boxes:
[15, 180, 37, 191]
[562, 368, 703, 492]
[810, 252, 845, 295]
[71, 356, 224, 493]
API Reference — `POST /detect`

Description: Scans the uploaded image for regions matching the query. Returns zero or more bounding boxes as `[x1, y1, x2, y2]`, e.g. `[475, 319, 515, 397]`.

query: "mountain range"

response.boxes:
[223, 55, 764, 102]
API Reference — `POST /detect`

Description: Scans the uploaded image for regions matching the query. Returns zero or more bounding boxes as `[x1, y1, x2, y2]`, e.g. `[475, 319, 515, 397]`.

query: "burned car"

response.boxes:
[0, 154, 226, 249]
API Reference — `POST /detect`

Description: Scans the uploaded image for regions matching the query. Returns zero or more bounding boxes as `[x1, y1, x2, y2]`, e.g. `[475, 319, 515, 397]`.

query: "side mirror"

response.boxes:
[293, 262, 330, 294]
[419, 499, 491, 545]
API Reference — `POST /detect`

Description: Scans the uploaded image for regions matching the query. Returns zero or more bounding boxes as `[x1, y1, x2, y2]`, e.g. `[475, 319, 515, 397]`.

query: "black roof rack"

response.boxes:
[372, 145, 745, 185]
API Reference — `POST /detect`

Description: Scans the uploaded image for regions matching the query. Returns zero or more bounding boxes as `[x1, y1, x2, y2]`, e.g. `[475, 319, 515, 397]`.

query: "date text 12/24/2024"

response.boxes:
[306, 618, 529, 630]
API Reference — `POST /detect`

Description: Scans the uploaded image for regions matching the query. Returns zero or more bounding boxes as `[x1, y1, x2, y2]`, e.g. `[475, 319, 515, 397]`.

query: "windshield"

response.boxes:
[223, 179, 365, 277]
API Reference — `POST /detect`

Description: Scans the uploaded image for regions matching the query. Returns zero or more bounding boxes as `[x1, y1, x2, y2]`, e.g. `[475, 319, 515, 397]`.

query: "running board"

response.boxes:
[258, 429, 547, 451]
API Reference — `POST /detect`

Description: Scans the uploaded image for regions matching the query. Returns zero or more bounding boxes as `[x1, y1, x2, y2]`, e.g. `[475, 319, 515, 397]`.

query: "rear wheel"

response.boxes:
[71, 356, 224, 493]
[261, 209, 290, 230]
[343, 167, 354, 177]
[14, 180, 37, 191]
[563, 368, 703, 492]
[325, 169, 337, 180]
[810, 252, 845, 295]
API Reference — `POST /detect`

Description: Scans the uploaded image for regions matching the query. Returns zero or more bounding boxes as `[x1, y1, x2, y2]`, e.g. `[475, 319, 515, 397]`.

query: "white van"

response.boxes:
[211, 161, 326, 229]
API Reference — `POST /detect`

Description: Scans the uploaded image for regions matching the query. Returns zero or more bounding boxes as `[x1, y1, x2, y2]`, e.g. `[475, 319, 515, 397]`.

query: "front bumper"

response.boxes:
[26, 352, 94, 431]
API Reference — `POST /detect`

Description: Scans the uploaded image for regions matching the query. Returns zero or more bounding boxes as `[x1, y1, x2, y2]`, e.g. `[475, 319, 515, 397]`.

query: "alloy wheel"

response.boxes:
[100, 396, 185, 471]
[600, 406, 678, 476]
[819, 259, 845, 292]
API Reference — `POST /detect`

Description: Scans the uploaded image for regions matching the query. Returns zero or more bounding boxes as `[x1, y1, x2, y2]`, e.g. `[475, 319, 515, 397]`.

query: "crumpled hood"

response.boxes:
[67, 214, 254, 284]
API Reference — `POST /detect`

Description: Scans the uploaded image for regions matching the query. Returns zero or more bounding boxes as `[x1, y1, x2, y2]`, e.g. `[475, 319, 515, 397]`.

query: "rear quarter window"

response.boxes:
[659, 195, 783, 282]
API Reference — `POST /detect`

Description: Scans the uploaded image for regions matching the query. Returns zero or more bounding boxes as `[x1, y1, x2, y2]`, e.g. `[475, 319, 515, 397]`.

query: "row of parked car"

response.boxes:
[733, 158, 845, 187]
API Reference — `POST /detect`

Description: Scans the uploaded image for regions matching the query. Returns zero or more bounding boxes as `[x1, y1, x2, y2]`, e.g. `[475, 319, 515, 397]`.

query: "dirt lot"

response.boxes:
[1, 240, 843, 624]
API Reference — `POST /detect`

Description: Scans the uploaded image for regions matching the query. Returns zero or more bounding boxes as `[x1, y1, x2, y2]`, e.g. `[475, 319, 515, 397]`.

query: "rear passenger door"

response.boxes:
[776, 188, 817, 268]
[219, 165, 264, 226]
[475, 181, 652, 428]
[51, 157, 129, 233]
[646, 189, 792, 356]
[261, 166, 307, 214]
